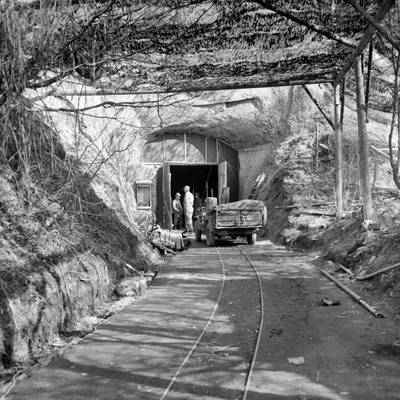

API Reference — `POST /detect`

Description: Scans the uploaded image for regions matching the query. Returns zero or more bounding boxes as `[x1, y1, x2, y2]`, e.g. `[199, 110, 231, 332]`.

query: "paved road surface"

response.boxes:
[11, 240, 400, 399]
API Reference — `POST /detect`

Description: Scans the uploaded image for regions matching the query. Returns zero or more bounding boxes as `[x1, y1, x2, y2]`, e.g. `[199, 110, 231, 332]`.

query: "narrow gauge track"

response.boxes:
[159, 246, 264, 400]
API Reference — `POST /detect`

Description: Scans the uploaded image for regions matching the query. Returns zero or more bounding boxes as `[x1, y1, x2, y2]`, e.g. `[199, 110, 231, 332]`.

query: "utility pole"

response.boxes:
[354, 55, 374, 221]
[315, 122, 319, 171]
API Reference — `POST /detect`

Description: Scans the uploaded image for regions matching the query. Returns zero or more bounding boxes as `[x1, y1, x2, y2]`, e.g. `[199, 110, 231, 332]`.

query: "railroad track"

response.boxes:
[159, 246, 264, 400]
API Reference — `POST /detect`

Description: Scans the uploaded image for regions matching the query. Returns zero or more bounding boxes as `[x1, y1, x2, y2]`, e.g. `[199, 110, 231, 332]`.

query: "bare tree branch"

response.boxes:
[33, 95, 192, 113]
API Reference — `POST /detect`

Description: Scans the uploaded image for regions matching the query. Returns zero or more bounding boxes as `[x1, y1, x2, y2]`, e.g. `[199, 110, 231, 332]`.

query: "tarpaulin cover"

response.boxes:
[215, 199, 265, 211]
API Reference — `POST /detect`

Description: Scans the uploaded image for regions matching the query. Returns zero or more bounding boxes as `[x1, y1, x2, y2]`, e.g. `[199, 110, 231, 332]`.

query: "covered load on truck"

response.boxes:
[195, 198, 267, 246]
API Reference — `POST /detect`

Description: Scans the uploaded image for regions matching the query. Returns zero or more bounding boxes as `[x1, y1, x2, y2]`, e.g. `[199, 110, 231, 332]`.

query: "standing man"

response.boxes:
[172, 193, 183, 229]
[193, 192, 202, 226]
[183, 185, 194, 232]
[193, 192, 202, 212]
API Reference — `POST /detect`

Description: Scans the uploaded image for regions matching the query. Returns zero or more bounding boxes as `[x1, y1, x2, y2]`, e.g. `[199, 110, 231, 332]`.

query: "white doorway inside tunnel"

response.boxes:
[170, 164, 218, 201]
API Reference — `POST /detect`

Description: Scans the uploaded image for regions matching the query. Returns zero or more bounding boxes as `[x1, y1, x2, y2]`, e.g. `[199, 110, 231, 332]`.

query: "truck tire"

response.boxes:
[206, 225, 216, 247]
[194, 221, 202, 242]
[247, 232, 257, 245]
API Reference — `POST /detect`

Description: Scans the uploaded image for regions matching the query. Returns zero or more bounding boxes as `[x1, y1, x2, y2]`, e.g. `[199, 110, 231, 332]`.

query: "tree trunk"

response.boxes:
[333, 83, 344, 217]
[388, 52, 400, 190]
[354, 56, 374, 221]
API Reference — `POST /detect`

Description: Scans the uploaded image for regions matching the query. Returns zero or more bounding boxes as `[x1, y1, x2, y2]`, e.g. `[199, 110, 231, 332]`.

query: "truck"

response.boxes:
[194, 198, 267, 246]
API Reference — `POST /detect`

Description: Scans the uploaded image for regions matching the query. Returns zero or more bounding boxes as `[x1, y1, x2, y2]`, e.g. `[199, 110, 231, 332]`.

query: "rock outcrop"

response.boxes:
[0, 155, 156, 369]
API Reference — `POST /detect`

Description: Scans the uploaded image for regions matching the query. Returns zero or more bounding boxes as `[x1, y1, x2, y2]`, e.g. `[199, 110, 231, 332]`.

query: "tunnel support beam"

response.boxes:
[333, 83, 344, 217]
[354, 56, 374, 221]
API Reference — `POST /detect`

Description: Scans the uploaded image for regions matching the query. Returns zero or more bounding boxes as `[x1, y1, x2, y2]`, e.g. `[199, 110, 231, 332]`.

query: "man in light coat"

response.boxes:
[183, 185, 194, 232]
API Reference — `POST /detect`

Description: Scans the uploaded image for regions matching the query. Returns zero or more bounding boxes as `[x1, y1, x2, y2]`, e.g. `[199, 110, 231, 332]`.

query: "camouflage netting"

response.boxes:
[9, 0, 385, 95]
[95, 0, 372, 91]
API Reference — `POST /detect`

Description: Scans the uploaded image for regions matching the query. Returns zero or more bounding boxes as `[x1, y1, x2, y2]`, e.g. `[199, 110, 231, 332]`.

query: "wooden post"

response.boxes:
[333, 83, 344, 217]
[340, 77, 345, 127]
[354, 56, 374, 221]
[163, 164, 173, 229]
[315, 123, 319, 171]
[365, 40, 374, 122]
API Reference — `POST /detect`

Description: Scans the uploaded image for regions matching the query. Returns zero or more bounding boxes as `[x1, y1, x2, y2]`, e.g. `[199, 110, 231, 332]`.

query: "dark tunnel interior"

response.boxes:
[170, 164, 218, 201]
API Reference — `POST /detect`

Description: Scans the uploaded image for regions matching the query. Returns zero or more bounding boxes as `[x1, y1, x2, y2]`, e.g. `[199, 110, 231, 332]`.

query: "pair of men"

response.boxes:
[172, 186, 194, 232]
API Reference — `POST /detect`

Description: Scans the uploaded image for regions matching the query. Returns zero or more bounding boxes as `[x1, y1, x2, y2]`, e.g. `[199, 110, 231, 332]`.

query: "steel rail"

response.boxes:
[159, 246, 265, 400]
[159, 248, 226, 400]
[238, 246, 265, 400]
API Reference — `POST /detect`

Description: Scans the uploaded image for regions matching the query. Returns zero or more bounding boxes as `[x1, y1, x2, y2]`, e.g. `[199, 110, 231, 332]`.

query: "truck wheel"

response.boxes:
[247, 232, 257, 245]
[195, 221, 202, 242]
[206, 225, 216, 247]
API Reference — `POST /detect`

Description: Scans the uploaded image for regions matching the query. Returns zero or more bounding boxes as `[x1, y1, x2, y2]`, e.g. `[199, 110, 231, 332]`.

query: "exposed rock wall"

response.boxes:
[0, 253, 111, 365]
[44, 84, 315, 233]
[238, 144, 275, 198]
[30, 81, 396, 240]
[0, 159, 156, 369]
[238, 84, 397, 242]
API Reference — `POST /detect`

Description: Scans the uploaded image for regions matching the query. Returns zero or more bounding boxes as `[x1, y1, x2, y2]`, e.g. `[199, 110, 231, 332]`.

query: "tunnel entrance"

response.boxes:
[170, 164, 218, 201]
[149, 133, 239, 228]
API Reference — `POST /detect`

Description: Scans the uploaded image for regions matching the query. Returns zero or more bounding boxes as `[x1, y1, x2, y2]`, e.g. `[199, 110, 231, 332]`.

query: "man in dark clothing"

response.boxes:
[192, 192, 202, 226]
[172, 192, 183, 229]
[193, 192, 202, 212]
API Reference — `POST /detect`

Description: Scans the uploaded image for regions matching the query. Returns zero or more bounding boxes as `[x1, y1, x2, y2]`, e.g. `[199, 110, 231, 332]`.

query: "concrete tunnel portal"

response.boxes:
[142, 132, 239, 228]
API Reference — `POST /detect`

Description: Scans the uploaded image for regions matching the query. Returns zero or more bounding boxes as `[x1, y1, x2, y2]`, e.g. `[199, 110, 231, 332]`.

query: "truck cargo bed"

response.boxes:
[216, 209, 263, 229]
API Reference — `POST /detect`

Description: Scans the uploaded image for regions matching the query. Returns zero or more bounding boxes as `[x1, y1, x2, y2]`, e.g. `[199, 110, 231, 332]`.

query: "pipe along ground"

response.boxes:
[355, 261, 400, 281]
[320, 269, 385, 318]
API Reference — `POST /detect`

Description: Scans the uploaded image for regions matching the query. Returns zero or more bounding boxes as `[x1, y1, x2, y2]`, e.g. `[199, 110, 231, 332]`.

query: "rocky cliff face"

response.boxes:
[0, 132, 156, 369]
